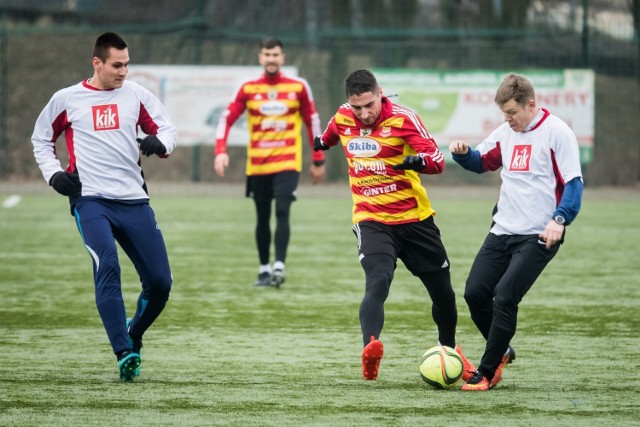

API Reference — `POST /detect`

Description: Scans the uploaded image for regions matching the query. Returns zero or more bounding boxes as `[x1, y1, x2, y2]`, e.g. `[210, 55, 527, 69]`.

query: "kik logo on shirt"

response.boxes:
[92, 104, 120, 131]
[510, 144, 531, 171]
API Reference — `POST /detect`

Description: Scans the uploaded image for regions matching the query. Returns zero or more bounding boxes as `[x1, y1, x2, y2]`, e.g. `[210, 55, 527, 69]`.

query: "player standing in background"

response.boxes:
[31, 32, 176, 382]
[315, 69, 475, 381]
[214, 37, 325, 288]
[449, 72, 583, 391]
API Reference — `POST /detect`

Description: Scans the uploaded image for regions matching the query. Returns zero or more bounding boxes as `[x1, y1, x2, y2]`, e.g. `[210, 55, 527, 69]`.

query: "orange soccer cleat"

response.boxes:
[490, 346, 516, 388]
[461, 371, 491, 391]
[455, 345, 477, 382]
[362, 336, 384, 380]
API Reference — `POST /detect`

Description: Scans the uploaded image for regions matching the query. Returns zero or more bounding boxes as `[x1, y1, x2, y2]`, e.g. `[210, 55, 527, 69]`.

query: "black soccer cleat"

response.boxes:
[270, 269, 285, 288]
[254, 272, 273, 287]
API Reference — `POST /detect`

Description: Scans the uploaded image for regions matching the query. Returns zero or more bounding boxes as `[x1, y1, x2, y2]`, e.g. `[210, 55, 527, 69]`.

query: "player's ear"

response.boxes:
[91, 56, 103, 73]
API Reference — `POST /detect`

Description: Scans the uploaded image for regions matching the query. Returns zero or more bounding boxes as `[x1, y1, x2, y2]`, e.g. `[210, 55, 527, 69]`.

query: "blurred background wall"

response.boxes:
[1, 0, 638, 187]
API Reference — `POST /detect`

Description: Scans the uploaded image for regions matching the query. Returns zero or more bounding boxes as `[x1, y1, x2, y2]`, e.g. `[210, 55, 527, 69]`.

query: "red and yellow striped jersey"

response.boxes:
[215, 72, 324, 176]
[320, 97, 445, 225]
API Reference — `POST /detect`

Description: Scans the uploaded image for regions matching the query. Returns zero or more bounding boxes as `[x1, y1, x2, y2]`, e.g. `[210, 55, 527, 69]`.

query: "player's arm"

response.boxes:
[314, 115, 341, 151]
[214, 89, 247, 177]
[449, 129, 503, 173]
[395, 115, 444, 175]
[137, 89, 177, 158]
[32, 93, 83, 196]
[554, 177, 583, 225]
[539, 177, 583, 249]
[549, 124, 583, 226]
[449, 141, 483, 173]
[31, 93, 70, 183]
[298, 81, 325, 166]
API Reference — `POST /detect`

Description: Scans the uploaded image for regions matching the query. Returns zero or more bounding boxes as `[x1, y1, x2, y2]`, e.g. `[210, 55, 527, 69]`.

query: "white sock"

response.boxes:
[259, 264, 272, 274]
[273, 261, 285, 272]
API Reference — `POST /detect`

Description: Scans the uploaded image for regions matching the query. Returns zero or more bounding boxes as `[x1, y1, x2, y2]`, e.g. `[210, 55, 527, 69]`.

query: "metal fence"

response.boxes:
[1, 0, 638, 186]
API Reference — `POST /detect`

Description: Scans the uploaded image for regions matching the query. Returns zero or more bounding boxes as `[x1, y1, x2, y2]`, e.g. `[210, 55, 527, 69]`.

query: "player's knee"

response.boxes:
[493, 293, 516, 311]
[365, 276, 390, 301]
[147, 273, 172, 299]
[463, 285, 483, 308]
[274, 201, 291, 219]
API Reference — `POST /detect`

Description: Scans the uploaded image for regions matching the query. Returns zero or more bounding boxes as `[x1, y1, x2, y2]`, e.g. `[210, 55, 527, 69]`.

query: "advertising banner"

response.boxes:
[128, 65, 298, 146]
[373, 69, 594, 164]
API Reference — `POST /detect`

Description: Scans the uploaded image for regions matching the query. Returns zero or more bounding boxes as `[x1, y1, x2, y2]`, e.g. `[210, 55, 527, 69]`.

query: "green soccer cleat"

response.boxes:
[118, 351, 141, 382]
[126, 318, 143, 377]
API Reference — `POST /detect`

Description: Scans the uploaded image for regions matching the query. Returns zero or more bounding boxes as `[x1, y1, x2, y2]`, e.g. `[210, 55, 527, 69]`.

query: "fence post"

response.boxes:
[191, 0, 206, 182]
[582, 0, 589, 66]
[0, 11, 7, 178]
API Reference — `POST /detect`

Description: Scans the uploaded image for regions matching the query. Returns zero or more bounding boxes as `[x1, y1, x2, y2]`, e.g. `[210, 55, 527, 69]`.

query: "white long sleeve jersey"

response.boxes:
[476, 108, 582, 235]
[32, 79, 176, 200]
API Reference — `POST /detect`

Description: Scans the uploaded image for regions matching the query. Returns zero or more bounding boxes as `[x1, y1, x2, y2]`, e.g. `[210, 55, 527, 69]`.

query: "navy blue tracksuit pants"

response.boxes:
[73, 198, 172, 355]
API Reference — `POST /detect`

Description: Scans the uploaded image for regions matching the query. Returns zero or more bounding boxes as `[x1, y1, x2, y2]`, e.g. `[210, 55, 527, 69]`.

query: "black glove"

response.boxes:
[313, 136, 329, 152]
[49, 171, 82, 196]
[137, 135, 166, 157]
[393, 155, 426, 171]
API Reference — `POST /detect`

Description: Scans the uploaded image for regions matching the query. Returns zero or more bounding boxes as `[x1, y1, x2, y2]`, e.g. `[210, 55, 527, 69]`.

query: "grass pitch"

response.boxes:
[1, 184, 639, 426]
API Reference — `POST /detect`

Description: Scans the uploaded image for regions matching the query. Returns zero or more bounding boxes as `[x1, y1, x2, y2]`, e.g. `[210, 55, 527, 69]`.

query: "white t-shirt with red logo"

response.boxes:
[476, 108, 582, 235]
[32, 79, 176, 200]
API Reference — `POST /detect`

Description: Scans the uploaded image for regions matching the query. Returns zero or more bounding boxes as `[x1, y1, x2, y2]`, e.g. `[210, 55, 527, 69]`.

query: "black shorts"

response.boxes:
[246, 171, 299, 202]
[352, 216, 450, 276]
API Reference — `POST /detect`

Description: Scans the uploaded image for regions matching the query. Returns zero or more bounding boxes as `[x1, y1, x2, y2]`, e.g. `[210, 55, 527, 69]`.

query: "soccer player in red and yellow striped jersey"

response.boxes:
[214, 37, 325, 288]
[316, 69, 474, 381]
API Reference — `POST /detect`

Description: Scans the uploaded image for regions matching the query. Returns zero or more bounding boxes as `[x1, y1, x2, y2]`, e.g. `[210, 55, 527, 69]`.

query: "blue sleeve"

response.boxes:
[452, 149, 483, 174]
[553, 177, 583, 225]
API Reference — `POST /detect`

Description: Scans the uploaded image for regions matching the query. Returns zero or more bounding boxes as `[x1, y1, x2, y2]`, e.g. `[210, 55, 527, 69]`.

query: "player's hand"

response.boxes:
[449, 140, 469, 155]
[310, 163, 325, 185]
[214, 153, 229, 177]
[314, 136, 329, 151]
[49, 171, 82, 196]
[393, 155, 426, 171]
[539, 220, 565, 249]
[137, 135, 167, 157]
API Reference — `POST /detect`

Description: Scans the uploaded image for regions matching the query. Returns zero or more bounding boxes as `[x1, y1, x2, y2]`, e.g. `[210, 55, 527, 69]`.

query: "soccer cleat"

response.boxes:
[362, 336, 384, 380]
[270, 268, 285, 288]
[461, 370, 490, 391]
[117, 351, 141, 382]
[490, 346, 516, 388]
[126, 318, 142, 377]
[254, 272, 272, 287]
[454, 345, 477, 382]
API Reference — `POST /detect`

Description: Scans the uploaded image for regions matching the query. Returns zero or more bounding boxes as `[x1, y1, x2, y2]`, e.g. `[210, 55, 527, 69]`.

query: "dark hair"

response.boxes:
[494, 73, 536, 107]
[92, 32, 128, 62]
[344, 69, 379, 97]
[259, 37, 283, 50]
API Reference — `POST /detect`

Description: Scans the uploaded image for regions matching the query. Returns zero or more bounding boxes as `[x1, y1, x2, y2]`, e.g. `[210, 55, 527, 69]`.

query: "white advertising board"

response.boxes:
[373, 69, 594, 163]
[128, 65, 298, 146]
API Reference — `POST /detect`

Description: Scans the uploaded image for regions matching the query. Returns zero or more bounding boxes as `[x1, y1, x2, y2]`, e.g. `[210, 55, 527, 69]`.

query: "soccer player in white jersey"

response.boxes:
[31, 32, 177, 382]
[449, 73, 583, 391]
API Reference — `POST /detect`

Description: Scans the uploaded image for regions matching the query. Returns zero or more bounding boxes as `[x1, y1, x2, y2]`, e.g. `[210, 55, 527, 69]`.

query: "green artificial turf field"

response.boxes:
[1, 184, 638, 426]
